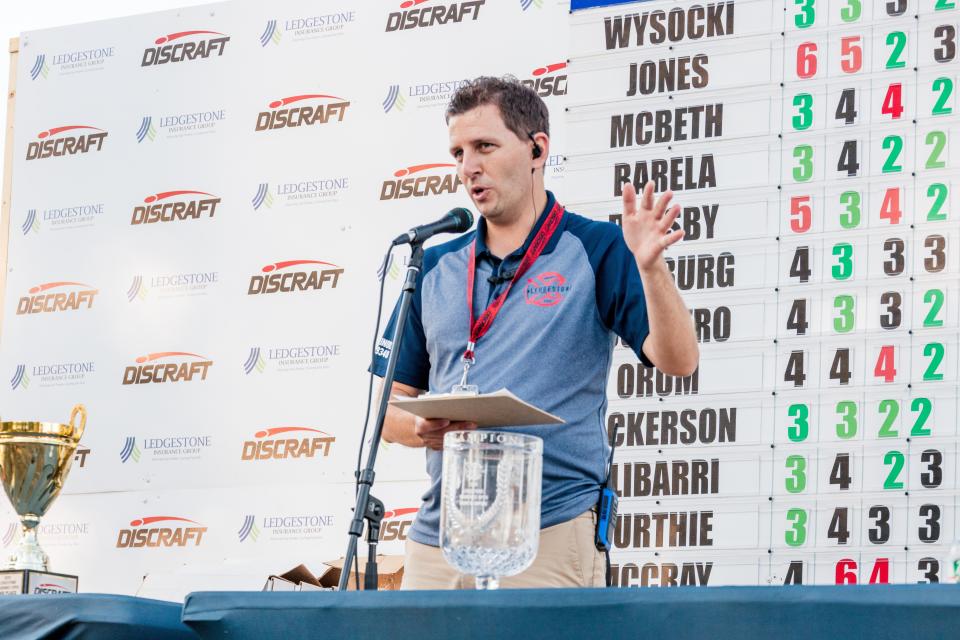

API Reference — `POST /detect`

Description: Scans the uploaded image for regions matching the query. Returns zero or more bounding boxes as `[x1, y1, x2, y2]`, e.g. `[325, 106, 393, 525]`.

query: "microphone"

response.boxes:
[487, 269, 515, 285]
[392, 208, 473, 246]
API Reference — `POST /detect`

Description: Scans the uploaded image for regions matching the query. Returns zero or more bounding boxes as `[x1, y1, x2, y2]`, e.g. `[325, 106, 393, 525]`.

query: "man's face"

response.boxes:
[448, 103, 533, 225]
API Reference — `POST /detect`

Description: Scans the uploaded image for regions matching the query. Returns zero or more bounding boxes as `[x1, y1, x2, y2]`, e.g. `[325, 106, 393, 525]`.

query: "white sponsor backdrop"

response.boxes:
[0, 0, 571, 596]
[568, 0, 960, 587]
[8, 0, 959, 596]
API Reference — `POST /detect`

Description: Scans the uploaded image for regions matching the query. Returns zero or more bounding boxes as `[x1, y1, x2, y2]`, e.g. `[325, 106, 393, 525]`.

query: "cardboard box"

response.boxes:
[262, 575, 299, 592]
[263, 564, 326, 592]
[263, 555, 404, 592]
[320, 555, 404, 591]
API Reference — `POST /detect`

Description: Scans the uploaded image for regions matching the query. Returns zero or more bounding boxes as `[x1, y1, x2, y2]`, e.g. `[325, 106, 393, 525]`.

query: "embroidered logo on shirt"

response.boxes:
[524, 271, 570, 307]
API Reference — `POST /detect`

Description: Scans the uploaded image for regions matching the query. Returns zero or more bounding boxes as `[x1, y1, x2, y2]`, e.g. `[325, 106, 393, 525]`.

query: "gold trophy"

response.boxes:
[0, 404, 85, 594]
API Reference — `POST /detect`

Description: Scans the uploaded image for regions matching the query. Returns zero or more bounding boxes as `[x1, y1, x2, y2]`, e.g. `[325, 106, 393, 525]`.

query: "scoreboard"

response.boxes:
[567, 0, 960, 586]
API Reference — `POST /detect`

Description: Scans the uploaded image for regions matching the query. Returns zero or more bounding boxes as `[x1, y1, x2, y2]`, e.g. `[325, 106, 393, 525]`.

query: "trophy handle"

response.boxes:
[68, 404, 87, 442]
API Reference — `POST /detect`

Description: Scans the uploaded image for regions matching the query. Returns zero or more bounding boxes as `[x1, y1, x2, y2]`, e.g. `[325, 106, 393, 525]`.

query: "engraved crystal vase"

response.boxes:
[440, 430, 542, 590]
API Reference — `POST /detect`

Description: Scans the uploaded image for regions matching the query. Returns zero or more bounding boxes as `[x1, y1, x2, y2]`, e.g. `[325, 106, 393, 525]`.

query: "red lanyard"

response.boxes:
[463, 201, 564, 364]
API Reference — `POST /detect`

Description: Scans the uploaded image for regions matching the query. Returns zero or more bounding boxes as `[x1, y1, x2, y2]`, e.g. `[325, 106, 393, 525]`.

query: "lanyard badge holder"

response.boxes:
[455, 201, 565, 399]
[451, 342, 479, 396]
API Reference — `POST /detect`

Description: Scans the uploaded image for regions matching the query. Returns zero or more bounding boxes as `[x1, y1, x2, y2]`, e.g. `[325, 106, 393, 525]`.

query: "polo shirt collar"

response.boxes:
[474, 190, 564, 262]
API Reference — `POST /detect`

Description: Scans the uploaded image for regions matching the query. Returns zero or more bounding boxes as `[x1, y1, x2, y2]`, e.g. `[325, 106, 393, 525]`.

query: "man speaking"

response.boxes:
[372, 76, 698, 589]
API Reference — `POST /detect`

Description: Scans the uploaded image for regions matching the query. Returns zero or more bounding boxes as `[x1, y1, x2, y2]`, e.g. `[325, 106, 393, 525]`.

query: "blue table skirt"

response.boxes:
[0, 594, 196, 640]
[2, 585, 958, 639]
[182, 585, 960, 640]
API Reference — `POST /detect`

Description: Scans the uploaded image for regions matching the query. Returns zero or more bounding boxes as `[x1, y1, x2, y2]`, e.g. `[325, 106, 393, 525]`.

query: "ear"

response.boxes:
[530, 132, 549, 171]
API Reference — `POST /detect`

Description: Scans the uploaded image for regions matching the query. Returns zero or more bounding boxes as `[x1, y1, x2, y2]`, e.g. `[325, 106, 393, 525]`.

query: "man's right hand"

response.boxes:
[381, 379, 478, 449]
[415, 417, 478, 451]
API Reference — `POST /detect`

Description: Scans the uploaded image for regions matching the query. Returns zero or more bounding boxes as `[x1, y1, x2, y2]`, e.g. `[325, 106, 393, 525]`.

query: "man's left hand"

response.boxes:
[621, 180, 684, 272]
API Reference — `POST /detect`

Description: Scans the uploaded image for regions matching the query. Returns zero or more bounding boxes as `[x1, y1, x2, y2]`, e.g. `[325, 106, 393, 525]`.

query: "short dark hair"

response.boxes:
[445, 76, 550, 139]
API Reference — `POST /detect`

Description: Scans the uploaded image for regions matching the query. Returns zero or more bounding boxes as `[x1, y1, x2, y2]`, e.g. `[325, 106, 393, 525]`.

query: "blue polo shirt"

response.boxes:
[372, 191, 652, 546]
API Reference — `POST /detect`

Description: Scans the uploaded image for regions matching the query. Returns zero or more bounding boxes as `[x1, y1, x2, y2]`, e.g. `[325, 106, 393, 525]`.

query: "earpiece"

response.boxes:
[527, 131, 542, 159]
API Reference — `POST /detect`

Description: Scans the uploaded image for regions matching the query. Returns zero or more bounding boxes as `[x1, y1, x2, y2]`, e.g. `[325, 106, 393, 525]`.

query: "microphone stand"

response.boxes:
[339, 241, 425, 591]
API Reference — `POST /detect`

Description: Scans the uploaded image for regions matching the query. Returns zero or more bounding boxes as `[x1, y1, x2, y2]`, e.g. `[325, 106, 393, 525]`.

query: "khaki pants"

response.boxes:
[400, 509, 605, 589]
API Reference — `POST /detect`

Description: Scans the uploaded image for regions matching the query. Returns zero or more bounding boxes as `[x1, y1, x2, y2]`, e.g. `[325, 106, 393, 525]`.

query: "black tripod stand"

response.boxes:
[338, 242, 425, 591]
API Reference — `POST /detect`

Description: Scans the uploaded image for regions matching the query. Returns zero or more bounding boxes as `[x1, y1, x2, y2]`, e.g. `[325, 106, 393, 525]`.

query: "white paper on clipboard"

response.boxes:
[388, 388, 564, 428]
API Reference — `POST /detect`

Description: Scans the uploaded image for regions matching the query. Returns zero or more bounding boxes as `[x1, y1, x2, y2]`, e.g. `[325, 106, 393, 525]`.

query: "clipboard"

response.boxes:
[388, 388, 564, 428]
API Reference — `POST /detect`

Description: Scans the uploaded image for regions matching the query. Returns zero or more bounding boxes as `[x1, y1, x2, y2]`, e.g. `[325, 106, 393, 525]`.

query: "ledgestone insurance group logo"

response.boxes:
[247, 260, 344, 295]
[2, 523, 16, 547]
[243, 344, 341, 375]
[237, 515, 260, 542]
[521, 62, 567, 98]
[10, 365, 29, 390]
[376, 254, 407, 282]
[0, 519, 91, 553]
[22, 209, 39, 235]
[251, 177, 349, 211]
[251, 184, 274, 210]
[25, 125, 107, 161]
[238, 513, 334, 542]
[127, 271, 219, 302]
[16, 281, 99, 316]
[382, 85, 406, 113]
[524, 271, 570, 307]
[260, 20, 282, 46]
[30, 46, 115, 80]
[545, 153, 565, 179]
[260, 11, 356, 45]
[22, 202, 105, 234]
[36, 521, 91, 548]
[386, 0, 485, 31]
[380, 163, 462, 200]
[255, 94, 350, 132]
[29, 54, 50, 80]
[10, 361, 95, 389]
[141, 30, 230, 67]
[130, 190, 222, 226]
[383, 79, 468, 113]
[120, 436, 141, 463]
[241, 426, 335, 461]
[120, 434, 212, 463]
[136, 117, 157, 142]
[116, 516, 207, 548]
[136, 109, 226, 142]
[121, 351, 214, 385]
[243, 348, 266, 374]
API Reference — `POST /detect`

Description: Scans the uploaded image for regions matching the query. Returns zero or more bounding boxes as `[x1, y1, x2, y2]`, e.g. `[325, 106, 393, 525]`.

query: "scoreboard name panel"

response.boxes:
[569, 0, 960, 586]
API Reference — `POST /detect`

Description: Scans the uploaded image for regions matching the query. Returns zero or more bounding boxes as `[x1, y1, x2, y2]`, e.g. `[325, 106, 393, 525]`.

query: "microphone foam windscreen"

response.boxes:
[450, 207, 474, 231]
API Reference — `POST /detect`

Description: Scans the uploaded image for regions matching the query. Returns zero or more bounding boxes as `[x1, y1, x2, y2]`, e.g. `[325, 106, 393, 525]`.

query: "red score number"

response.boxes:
[874, 345, 897, 383]
[790, 195, 812, 233]
[797, 42, 818, 79]
[882, 83, 904, 120]
[879, 187, 902, 225]
[836, 558, 890, 585]
[840, 36, 863, 74]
